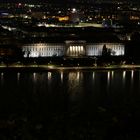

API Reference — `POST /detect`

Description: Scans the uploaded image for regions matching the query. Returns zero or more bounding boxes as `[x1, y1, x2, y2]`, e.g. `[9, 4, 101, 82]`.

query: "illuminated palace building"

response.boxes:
[22, 40, 125, 57]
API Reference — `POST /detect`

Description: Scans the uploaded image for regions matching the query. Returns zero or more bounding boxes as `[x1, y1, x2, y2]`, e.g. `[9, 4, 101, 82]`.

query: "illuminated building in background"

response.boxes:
[23, 43, 65, 57]
[22, 41, 125, 57]
[86, 43, 124, 56]
[65, 40, 86, 56]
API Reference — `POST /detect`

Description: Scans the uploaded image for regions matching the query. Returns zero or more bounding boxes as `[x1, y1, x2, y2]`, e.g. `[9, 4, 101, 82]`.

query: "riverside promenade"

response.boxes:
[0, 64, 139, 71]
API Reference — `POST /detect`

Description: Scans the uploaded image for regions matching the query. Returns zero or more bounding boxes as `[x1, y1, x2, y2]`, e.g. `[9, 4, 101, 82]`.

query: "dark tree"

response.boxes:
[131, 32, 140, 41]
[27, 51, 30, 58]
[107, 48, 111, 56]
[102, 44, 108, 56]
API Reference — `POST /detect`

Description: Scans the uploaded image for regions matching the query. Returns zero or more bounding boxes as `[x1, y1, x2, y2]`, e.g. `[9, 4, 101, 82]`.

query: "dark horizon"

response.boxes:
[0, 0, 139, 4]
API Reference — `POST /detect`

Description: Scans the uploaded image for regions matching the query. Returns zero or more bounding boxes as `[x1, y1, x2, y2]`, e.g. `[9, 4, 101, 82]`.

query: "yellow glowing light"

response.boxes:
[58, 16, 69, 21]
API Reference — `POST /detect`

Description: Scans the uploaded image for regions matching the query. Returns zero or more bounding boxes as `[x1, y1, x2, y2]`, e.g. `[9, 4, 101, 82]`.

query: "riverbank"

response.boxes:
[0, 64, 139, 72]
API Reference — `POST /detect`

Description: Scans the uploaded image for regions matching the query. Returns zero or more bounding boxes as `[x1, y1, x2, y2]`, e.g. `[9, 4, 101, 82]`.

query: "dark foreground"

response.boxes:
[0, 70, 140, 140]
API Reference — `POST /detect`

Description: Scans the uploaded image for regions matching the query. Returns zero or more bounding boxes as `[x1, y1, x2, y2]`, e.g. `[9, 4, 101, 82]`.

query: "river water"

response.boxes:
[0, 70, 140, 139]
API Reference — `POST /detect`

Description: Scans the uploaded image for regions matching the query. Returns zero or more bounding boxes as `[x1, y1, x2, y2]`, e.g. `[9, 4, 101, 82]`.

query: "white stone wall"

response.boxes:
[22, 43, 65, 57]
[22, 42, 125, 57]
[86, 43, 125, 56]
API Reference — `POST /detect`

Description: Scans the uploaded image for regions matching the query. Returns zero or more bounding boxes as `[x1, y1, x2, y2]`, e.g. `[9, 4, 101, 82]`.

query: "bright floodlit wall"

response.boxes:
[22, 42, 125, 57]
[22, 43, 65, 57]
[67, 45, 85, 56]
[86, 43, 125, 56]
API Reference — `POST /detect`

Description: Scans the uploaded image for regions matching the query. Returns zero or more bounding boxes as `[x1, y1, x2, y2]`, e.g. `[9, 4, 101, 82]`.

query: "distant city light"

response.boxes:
[17, 3, 22, 7]
[72, 8, 76, 13]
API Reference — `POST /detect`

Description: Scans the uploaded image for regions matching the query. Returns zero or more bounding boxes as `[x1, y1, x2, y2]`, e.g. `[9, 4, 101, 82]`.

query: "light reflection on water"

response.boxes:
[111, 71, 114, 78]
[122, 70, 126, 85]
[17, 72, 20, 82]
[107, 71, 110, 87]
[0, 70, 140, 139]
[0, 72, 4, 85]
[33, 72, 37, 82]
[131, 70, 134, 86]
[123, 70, 126, 80]
[0, 70, 140, 101]
[131, 70, 134, 80]
[68, 71, 81, 82]
[0, 70, 140, 92]
[0, 70, 139, 81]
[47, 72, 52, 80]
[68, 71, 83, 100]
[92, 72, 95, 80]
[60, 71, 63, 83]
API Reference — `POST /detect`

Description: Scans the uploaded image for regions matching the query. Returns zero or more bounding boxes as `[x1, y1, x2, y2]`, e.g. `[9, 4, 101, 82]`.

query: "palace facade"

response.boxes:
[22, 40, 125, 57]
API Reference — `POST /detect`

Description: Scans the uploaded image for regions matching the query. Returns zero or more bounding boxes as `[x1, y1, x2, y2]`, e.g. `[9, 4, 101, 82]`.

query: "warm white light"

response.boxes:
[78, 46, 80, 51]
[93, 72, 95, 80]
[77, 72, 80, 80]
[60, 71, 63, 82]
[70, 46, 72, 51]
[17, 73, 20, 81]
[72, 8, 76, 13]
[48, 72, 52, 80]
[131, 70, 134, 79]
[81, 46, 83, 51]
[33, 73, 37, 82]
[111, 71, 114, 78]
[123, 71, 126, 80]
[107, 71, 110, 81]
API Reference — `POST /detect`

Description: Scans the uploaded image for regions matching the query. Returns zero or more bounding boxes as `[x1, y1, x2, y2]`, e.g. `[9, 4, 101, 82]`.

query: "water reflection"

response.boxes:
[130, 70, 134, 90]
[0, 70, 140, 139]
[60, 71, 63, 83]
[48, 72, 52, 80]
[17, 72, 20, 82]
[68, 71, 81, 82]
[68, 71, 83, 100]
[111, 71, 114, 78]
[0, 72, 4, 85]
[123, 71, 126, 79]
[92, 72, 95, 80]
[123, 71, 126, 84]
[33, 72, 37, 82]
[1, 70, 140, 98]
[131, 70, 134, 80]
[107, 71, 110, 87]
